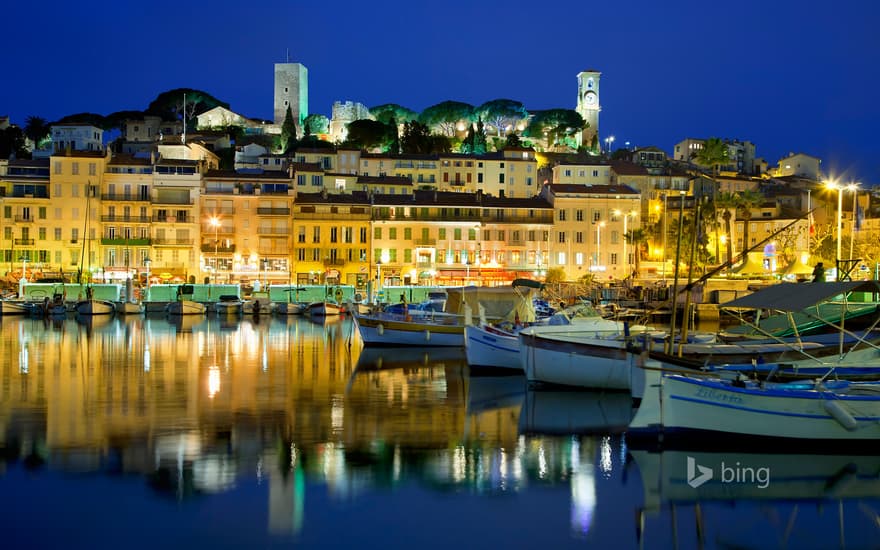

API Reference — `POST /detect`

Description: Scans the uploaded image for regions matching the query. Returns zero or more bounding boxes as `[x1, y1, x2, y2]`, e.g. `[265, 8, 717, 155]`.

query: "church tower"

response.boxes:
[274, 61, 309, 128]
[575, 70, 601, 149]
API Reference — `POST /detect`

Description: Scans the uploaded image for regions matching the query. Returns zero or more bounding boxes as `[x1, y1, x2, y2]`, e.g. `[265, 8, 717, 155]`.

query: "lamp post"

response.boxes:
[849, 184, 861, 261]
[209, 216, 220, 286]
[604, 135, 615, 154]
[614, 209, 637, 275]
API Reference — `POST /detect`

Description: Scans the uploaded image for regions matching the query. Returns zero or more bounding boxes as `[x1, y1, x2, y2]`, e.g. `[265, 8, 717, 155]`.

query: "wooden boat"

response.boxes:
[305, 301, 343, 317]
[115, 300, 145, 315]
[75, 295, 116, 316]
[214, 294, 243, 316]
[166, 285, 206, 316]
[243, 292, 273, 315]
[0, 299, 34, 315]
[629, 365, 880, 448]
[275, 301, 306, 315]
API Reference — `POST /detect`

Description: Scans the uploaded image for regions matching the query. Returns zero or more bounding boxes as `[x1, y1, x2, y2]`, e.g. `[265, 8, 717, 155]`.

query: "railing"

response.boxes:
[152, 238, 194, 246]
[257, 227, 291, 235]
[101, 194, 150, 201]
[151, 198, 195, 205]
[294, 212, 370, 220]
[13, 216, 34, 223]
[101, 238, 152, 245]
[203, 208, 235, 215]
[323, 258, 346, 267]
[101, 215, 152, 223]
[152, 215, 192, 223]
[414, 238, 437, 245]
[201, 243, 236, 253]
[14, 239, 35, 246]
[507, 239, 526, 246]
[256, 207, 291, 215]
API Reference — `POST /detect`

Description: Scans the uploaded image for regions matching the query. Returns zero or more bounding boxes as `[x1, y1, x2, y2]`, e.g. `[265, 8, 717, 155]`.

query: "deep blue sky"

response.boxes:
[3, 0, 878, 183]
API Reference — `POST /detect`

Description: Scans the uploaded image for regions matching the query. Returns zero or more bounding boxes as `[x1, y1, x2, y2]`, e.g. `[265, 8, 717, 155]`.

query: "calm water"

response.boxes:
[1, 314, 878, 549]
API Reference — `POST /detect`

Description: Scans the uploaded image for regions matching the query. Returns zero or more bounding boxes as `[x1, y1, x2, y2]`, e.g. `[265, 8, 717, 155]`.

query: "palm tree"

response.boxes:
[693, 138, 730, 263]
[737, 190, 765, 262]
[625, 228, 649, 277]
[715, 192, 741, 268]
[24, 116, 50, 149]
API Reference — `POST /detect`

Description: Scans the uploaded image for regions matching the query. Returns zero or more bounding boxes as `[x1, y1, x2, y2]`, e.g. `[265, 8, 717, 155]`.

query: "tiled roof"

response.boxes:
[545, 184, 639, 195]
[295, 191, 371, 205]
[610, 161, 649, 176]
[355, 175, 412, 185]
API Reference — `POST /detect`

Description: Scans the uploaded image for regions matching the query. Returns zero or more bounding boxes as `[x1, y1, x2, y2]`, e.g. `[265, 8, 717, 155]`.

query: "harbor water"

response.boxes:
[0, 314, 878, 548]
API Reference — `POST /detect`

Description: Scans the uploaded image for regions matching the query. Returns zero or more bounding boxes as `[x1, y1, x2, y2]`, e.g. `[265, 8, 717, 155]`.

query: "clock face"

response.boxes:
[584, 92, 596, 106]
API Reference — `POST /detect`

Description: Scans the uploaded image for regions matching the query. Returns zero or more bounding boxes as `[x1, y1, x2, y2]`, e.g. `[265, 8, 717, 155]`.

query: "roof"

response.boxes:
[545, 183, 639, 195]
[610, 161, 649, 176]
[295, 191, 371, 205]
[721, 281, 880, 311]
[356, 175, 412, 185]
[109, 154, 151, 166]
[204, 169, 293, 180]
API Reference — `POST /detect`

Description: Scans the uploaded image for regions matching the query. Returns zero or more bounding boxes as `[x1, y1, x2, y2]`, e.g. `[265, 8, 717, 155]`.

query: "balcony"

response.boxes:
[507, 239, 526, 246]
[14, 238, 35, 246]
[257, 207, 291, 215]
[257, 227, 290, 235]
[13, 216, 35, 223]
[414, 238, 437, 246]
[294, 212, 370, 221]
[152, 215, 192, 223]
[101, 238, 152, 246]
[151, 198, 195, 205]
[201, 243, 236, 253]
[101, 215, 152, 223]
[101, 193, 149, 202]
[203, 208, 235, 215]
[153, 238, 194, 246]
[323, 258, 346, 267]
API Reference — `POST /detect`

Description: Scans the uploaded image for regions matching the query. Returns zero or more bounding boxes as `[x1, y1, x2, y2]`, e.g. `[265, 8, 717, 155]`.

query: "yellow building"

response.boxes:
[0, 158, 52, 278]
[292, 191, 372, 287]
[150, 158, 202, 282]
[100, 154, 154, 282]
[541, 184, 642, 280]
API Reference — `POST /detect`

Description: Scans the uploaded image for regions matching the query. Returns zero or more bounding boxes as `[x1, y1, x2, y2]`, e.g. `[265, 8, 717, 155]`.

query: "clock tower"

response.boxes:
[576, 70, 601, 149]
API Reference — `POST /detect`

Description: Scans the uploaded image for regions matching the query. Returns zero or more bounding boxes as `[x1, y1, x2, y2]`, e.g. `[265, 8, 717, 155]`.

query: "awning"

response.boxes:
[721, 281, 880, 311]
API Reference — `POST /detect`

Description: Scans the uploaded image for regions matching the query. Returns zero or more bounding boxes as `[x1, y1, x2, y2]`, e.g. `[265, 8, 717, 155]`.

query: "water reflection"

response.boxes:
[0, 315, 877, 547]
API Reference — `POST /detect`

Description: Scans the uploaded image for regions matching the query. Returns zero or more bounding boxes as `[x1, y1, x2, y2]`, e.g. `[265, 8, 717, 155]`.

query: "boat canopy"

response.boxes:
[721, 281, 880, 312]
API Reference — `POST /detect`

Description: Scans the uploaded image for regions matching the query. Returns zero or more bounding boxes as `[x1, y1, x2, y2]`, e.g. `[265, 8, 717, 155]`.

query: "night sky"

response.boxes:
[4, 0, 878, 183]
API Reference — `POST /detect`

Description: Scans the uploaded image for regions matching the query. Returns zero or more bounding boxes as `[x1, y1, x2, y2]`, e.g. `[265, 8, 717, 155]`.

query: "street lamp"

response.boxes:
[604, 135, 615, 154]
[849, 183, 862, 261]
[209, 216, 221, 286]
[595, 221, 606, 268]
[613, 209, 637, 275]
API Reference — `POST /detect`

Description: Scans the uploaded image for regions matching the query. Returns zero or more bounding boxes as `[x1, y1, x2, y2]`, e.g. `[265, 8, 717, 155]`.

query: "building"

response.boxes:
[100, 154, 154, 282]
[673, 137, 758, 175]
[274, 62, 309, 126]
[328, 101, 372, 143]
[772, 152, 822, 180]
[50, 123, 104, 153]
[575, 70, 601, 149]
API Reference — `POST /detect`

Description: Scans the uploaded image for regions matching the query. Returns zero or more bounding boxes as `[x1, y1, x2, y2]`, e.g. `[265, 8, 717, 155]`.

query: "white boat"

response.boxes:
[166, 300, 207, 315]
[354, 311, 465, 346]
[214, 294, 243, 316]
[518, 326, 648, 393]
[629, 366, 880, 447]
[305, 301, 343, 317]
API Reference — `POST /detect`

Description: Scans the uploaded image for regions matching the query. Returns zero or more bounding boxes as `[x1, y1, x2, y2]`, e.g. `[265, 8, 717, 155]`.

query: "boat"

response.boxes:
[114, 274, 144, 315]
[354, 285, 536, 347]
[166, 284, 206, 316]
[214, 294, 243, 316]
[0, 299, 34, 315]
[75, 287, 116, 316]
[305, 301, 343, 317]
[628, 364, 880, 449]
[243, 291, 273, 315]
[274, 287, 306, 315]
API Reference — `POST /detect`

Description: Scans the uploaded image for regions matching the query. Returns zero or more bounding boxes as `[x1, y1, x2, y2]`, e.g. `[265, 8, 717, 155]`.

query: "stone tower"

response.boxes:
[274, 62, 309, 127]
[575, 70, 601, 149]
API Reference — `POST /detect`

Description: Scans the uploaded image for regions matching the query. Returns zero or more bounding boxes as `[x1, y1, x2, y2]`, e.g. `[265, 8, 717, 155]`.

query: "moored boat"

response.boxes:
[214, 294, 243, 316]
[115, 300, 145, 315]
[166, 300, 207, 316]
[305, 301, 343, 317]
[0, 299, 35, 315]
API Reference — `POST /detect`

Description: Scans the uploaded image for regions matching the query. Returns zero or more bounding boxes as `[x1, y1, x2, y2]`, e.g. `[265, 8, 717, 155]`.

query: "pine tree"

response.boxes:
[280, 105, 297, 153]
[473, 117, 487, 154]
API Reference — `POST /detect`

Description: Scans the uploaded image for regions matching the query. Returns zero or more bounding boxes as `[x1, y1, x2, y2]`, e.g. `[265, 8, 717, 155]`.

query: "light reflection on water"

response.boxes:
[0, 315, 878, 548]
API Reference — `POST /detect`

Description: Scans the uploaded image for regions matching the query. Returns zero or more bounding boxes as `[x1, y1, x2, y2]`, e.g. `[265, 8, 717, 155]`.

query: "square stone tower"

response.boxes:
[274, 62, 308, 127]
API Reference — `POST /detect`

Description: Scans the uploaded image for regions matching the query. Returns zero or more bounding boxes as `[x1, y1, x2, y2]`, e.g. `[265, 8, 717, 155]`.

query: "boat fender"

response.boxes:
[824, 400, 858, 431]
[425, 330, 431, 342]
[377, 324, 384, 336]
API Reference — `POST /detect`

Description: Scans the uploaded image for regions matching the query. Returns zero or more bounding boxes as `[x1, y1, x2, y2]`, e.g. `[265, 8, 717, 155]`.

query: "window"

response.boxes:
[439, 228, 446, 240]
[575, 252, 584, 265]
[557, 251, 566, 264]
[611, 253, 618, 266]
[559, 210, 566, 221]
[374, 227, 382, 239]
[497, 230, 505, 241]
[576, 210, 584, 221]
[499, 173, 504, 184]
[72, 162, 79, 175]
[330, 227, 338, 243]
[575, 231, 583, 243]
[360, 227, 367, 243]
[54, 228, 62, 241]
[558, 232, 566, 243]
[89, 163, 96, 176]
[477, 173, 483, 184]
[592, 170, 599, 178]
[454, 228, 462, 240]
[592, 210, 601, 222]
[297, 175, 306, 186]
[312, 226, 320, 243]
[54, 161, 62, 174]
[403, 228, 411, 240]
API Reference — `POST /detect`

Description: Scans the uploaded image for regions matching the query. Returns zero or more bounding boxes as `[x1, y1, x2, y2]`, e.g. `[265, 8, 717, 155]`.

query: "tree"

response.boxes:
[626, 228, 649, 277]
[370, 104, 418, 125]
[303, 114, 329, 135]
[400, 121, 433, 154]
[460, 117, 488, 154]
[693, 138, 730, 263]
[23, 116, 51, 148]
[505, 133, 522, 148]
[524, 109, 585, 149]
[344, 119, 395, 151]
[476, 99, 528, 137]
[418, 101, 474, 137]
[280, 105, 297, 153]
[715, 192, 741, 268]
[0, 125, 27, 159]
[146, 88, 229, 128]
[544, 267, 567, 283]
[736, 189, 765, 263]
[104, 110, 146, 132]
[55, 112, 109, 129]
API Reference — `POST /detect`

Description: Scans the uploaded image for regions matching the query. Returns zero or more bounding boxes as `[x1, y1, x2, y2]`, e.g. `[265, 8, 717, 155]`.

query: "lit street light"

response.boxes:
[604, 135, 615, 154]
[826, 180, 859, 267]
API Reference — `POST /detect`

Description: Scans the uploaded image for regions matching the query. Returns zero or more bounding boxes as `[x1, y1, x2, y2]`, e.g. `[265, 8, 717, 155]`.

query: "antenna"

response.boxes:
[286, 48, 290, 63]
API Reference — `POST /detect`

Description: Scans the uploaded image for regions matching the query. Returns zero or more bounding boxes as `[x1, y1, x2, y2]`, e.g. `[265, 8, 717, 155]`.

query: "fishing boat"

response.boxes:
[353, 286, 527, 347]
[629, 365, 880, 449]
[115, 279, 145, 315]
[166, 284, 206, 316]
[0, 299, 34, 315]
[274, 286, 306, 315]
[305, 301, 344, 317]
[214, 294, 243, 316]
[75, 287, 116, 316]
[243, 291, 273, 315]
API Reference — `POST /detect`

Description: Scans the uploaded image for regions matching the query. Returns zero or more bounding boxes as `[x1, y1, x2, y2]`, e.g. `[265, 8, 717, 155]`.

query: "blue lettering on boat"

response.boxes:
[695, 387, 745, 405]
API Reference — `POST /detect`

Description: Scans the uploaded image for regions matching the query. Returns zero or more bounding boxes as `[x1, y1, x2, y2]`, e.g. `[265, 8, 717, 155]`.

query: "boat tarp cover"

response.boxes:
[445, 285, 535, 321]
[721, 281, 880, 312]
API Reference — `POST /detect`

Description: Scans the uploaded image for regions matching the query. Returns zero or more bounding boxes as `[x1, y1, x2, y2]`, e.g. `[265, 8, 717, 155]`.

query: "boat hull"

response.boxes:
[354, 313, 464, 347]
[0, 300, 32, 315]
[274, 302, 305, 315]
[75, 299, 116, 316]
[519, 329, 642, 393]
[115, 301, 145, 315]
[306, 302, 343, 317]
[166, 300, 206, 315]
[465, 325, 521, 369]
[630, 369, 880, 444]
